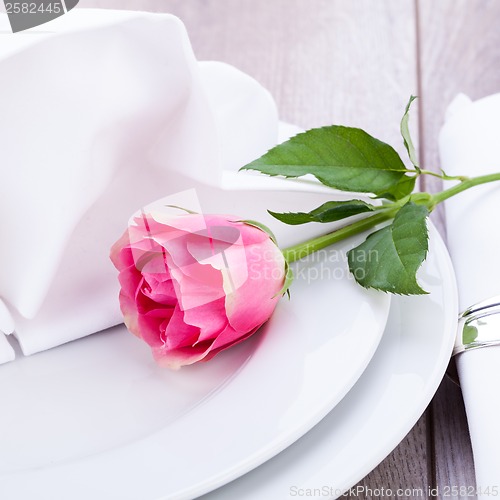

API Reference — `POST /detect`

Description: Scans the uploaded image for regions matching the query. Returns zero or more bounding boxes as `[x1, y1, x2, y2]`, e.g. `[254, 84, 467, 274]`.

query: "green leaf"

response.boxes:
[400, 95, 419, 168]
[269, 199, 375, 225]
[378, 174, 417, 201]
[347, 202, 429, 294]
[463, 324, 478, 345]
[241, 125, 414, 200]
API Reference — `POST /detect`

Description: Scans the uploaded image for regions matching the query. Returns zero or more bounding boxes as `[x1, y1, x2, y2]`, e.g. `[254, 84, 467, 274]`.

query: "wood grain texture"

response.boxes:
[79, 0, 419, 163]
[357, 416, 429, 499]
[418, 0, 500, 174]
[78, 1, 427, 498]
[418, 1, 500, 497]
[417, 0, 500, 232]
[431, 376, 477, 498]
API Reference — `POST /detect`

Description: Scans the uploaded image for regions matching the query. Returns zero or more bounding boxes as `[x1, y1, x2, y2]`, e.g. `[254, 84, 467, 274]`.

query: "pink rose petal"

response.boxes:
[110, 212, 285, 369]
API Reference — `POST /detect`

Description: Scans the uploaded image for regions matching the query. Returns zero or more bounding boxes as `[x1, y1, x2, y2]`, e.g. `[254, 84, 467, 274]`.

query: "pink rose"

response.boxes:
[110, 211, 286, 369]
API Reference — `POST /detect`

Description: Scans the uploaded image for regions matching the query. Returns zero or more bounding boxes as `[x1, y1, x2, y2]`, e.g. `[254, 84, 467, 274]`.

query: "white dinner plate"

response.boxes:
[202, 222, 458, 499]
[0, 235, 390, 499]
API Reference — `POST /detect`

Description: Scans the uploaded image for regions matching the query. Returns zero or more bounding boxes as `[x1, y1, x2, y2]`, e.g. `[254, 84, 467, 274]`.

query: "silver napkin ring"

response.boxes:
[454, 296, 500, 356]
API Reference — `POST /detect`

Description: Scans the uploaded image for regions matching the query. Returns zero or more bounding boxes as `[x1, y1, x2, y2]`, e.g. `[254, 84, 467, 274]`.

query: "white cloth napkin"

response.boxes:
[440, 93, 500, 497]
[0, 9, 340, 363]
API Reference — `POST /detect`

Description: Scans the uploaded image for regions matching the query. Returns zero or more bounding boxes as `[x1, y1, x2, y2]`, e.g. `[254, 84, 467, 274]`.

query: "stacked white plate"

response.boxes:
[0, 10, 458, 500]
[0, 215, 457, 500]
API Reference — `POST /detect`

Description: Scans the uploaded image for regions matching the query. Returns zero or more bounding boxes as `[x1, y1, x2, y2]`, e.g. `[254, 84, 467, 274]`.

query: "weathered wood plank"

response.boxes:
[357, 415, 429, 499]
[417, 0, 500, 232]
[431, 375, 477, 498]
[78, 1, 425, 497]
[418, 0, 500, 497]
[79, 0, 418, 161]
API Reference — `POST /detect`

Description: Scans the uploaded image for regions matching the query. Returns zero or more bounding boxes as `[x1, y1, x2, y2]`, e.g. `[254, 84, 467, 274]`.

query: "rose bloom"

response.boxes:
[110, 211, 285, 369]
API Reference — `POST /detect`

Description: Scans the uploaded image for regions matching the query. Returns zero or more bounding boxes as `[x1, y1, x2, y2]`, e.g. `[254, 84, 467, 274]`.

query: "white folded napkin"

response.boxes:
[0, 9, 340, 363]
[0, 334, 15, 365]
[0, 297, 15, 363]
[440, 93, 500, 497]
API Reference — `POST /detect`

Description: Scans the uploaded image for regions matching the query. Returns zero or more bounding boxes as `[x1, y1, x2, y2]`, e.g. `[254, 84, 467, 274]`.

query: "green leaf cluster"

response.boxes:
[241, 96, 433, 295]
[269, 200, 374, 225]
[242, 125, 416, 201]
[347, 202, 429, 294]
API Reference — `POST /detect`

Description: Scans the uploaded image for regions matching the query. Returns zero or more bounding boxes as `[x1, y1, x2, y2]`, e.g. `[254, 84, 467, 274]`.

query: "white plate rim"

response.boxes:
[0, 237, 391, 500]
[199, 220, 458, 499]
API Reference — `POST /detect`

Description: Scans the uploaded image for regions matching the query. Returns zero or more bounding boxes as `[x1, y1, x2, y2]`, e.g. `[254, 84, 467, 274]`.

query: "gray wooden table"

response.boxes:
[79, 1, 500, 498]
